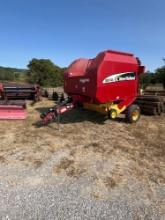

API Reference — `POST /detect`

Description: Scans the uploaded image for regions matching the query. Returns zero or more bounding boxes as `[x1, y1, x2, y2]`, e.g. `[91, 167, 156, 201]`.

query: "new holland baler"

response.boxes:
[39, 50, 145, 125]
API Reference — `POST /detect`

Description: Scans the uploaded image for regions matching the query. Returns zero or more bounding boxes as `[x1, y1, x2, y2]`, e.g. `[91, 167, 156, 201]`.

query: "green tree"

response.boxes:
[155, 66, 165, 88]
[27, 59, 64, 87]
[140, 66, 165, 89]
[140, 71, 154, 89]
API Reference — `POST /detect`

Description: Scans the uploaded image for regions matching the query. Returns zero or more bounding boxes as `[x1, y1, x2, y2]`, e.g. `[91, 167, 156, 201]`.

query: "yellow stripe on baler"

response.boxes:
[83, 102, 126, 116]
[83, 103, 108, 114]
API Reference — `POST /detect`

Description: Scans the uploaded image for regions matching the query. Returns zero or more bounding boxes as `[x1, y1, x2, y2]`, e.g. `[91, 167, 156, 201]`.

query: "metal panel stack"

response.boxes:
[135, 91, 165, 115]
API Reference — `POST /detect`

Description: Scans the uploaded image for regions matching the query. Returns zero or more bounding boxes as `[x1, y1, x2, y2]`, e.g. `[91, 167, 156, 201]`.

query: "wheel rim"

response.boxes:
[132, 110, 139, 121]
[111, 111, 117, 119]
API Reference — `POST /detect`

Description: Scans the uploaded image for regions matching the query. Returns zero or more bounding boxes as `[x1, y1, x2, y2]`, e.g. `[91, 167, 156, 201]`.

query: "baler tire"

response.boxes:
[108, 109, 118, 120]
[125, 104, 141, 123]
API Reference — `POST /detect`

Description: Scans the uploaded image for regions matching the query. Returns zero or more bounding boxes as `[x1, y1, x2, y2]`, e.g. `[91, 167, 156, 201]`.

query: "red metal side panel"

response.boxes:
[0, 101, 27, 119]
[66, 59, 89, 77]
[0, 105, 27, 119]
[64, 52, 104, 101]
[64, 50, 144, 106]
[96, 51, 139, 103]
[64, 59, 90, 95]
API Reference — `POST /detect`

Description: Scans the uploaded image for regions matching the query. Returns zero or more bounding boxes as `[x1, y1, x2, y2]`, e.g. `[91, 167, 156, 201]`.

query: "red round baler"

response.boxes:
[39, 50, 145, 125]
[64, 50, 145, 122]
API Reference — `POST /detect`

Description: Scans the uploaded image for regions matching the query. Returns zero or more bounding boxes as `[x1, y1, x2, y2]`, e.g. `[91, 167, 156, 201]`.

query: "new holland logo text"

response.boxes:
[103, 72, 135, 84]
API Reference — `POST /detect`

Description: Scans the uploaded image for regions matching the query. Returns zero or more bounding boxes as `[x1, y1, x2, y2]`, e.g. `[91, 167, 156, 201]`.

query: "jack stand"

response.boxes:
[57, 113, 61, 131]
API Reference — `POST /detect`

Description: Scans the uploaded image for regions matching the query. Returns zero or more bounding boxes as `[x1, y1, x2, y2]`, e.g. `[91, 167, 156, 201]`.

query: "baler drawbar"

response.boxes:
[39, 98, 75, 126]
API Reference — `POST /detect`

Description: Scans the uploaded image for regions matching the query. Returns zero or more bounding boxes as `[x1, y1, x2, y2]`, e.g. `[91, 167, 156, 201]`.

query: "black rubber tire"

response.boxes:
[52, 92, 59, 101]
[59, 93, 65, 103]
[108, 109, 117, 120]
[125, 104, 141, 123]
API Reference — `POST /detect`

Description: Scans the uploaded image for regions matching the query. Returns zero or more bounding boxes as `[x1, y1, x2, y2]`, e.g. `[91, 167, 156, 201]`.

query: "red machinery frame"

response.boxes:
[0, 83, 40, 120]
[0, 100, 27, 119]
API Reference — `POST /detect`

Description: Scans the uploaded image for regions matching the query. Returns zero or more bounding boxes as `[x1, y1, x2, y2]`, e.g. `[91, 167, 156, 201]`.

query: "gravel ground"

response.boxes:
[0, 151, 164, 220]
[0, 179, 164, 219]
[0, 183, 160, 220]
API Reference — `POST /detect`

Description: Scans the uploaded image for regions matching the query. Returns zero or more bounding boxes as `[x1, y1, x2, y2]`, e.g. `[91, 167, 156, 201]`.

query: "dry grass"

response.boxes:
[90, 191, 103, 200]
[103, 176, 117, 189]
[0, 97, 164, 189]
[0, 155, 6, 163]
[53, 157, 86, 178]
[54, 157, 74, 174]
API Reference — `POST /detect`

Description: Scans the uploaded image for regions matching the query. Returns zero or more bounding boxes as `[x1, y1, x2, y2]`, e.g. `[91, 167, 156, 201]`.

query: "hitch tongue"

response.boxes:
[38, 102, 75, 126]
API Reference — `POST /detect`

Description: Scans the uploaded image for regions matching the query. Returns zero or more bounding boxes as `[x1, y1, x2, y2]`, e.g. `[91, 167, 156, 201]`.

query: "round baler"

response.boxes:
[64, 50, 145, 122]
[39, 50, 145, 125]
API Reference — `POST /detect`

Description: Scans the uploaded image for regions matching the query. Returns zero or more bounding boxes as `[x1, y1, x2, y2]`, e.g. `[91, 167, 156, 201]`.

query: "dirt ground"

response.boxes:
[0, 98, 165, 217]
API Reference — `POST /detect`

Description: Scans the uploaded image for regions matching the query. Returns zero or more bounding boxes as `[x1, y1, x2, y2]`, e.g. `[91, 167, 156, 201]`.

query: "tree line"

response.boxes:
[0, 58, 165, 88]
[140, 66, 165, 89]
[0, 66, 26, 81]
[0, 59, 66, 87]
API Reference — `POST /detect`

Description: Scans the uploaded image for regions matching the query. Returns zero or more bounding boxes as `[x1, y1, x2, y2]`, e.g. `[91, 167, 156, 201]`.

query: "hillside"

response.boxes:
[0, 66, 26, 75]
[0, 66, 27, 81]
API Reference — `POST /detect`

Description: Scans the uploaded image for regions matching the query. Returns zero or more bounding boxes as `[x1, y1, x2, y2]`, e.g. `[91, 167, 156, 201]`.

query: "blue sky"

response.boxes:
[0, 0, 164, 71]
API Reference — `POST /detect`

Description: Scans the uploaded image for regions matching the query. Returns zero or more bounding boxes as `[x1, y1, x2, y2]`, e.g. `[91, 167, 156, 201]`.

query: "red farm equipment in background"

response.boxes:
[0, 100, 27, 119]
[0, 83, 40, 101]
[39, 50, 145, 125]
[0, 83, 40, 120]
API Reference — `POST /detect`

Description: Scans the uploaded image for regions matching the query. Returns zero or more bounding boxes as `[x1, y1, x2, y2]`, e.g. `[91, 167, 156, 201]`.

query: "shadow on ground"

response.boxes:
[35, 106, 126, 126]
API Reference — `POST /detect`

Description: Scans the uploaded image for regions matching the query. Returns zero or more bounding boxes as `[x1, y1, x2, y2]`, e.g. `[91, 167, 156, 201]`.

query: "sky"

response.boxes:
[0, 0, 164, 71]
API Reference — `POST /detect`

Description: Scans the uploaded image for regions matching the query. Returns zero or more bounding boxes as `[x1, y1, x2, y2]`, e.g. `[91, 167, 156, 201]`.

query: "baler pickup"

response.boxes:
[0, 101, 27, 119]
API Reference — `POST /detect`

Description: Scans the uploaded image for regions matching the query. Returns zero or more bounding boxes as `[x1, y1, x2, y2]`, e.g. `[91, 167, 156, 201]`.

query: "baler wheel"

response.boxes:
[126, 104, 140, 123]
[108, 109, 118, 120]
